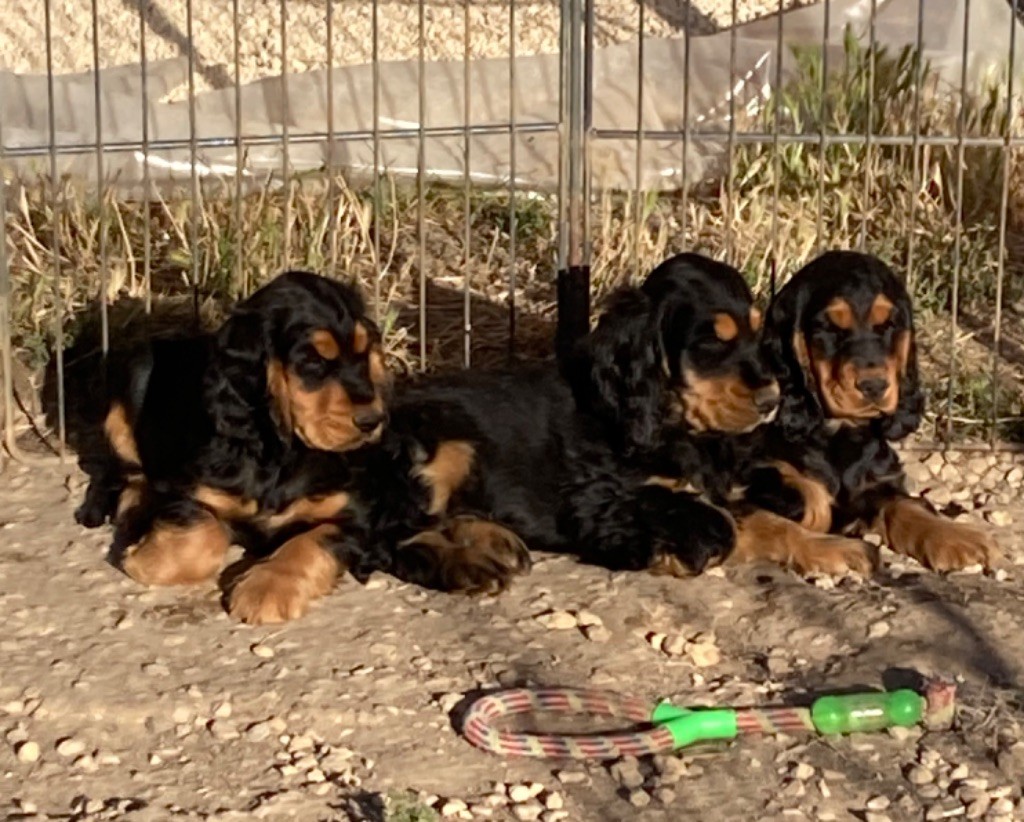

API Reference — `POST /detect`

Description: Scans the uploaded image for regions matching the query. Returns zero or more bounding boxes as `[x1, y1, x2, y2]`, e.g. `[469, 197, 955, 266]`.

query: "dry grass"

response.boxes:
[3, 37, 1024, 445]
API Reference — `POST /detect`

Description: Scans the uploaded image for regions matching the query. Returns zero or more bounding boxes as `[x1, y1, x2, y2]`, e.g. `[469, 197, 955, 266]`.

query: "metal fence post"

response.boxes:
[556, 0, 590, 364]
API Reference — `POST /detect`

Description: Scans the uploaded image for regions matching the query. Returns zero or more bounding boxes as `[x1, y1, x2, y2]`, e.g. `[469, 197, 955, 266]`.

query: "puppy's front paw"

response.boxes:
[121, 517, 229, 586]
[792, 533, 878, 577]
[915, 520, 1000, 572]
[396, 516, 531, 594]
[226, 526, 342, 625]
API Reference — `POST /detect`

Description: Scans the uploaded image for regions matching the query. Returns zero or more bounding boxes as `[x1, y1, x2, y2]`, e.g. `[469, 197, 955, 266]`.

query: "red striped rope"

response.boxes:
[460, 688, 814, 761]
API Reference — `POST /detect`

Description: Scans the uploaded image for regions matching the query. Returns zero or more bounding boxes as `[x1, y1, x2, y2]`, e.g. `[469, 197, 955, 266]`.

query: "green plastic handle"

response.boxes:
[811, 690, 924, 734]
[651, 703, 738, 749]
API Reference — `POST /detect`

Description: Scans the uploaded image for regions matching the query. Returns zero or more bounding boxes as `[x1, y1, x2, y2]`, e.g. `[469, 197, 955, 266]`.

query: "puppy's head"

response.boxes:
[571, 253, 778, 450]
[764, 250, 922, 440]
[205, 271, 391, 452]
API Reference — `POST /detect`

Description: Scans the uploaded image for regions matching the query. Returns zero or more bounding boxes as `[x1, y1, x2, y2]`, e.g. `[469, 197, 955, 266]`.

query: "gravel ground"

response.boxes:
[0, 447, 1022, 822]
[0, 0, 805, 90]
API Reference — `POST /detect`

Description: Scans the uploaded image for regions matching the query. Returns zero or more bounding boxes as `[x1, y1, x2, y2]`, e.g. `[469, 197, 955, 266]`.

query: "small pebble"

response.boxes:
[251, 644, 275, 659]
[628, 789, 650, 808]
[868, 621, 891, 639]
[964, 798, 989, 819]
[441, 799, 468, 817]
[584, 625, 611, 643]
[542, 813, 568, 822]
[646, 632, 667, 652]
[866, 795, 891, 811]
[508, 785, 534, 803]
[610, 760, 644, 790]
[889, 725, 913, 742]
[56, 738, 86, 758]
[73, 754, 98, 772]
[535, 610, 577, 630]
[575, 611, 602, 627]
[792, 762, 815, 781]
[15, 740, 40, 763]
[246, 722, 273, 742]
[990, 798, 1015, 815]
[925, 803, 964, 820]
[662, 635, 688, 656]
[306, 768, 326, 783]
[781, 779, 805, 798]
[555, 770, 587, 785]
[909, 765, 936, 785]
[917, 784, 942, 800]
[864, 814, 892, 822]
[544, 793, 563, 810]
[512, 802, 543, 821]
[653, 787, 676, 805]
[690, 642, 722, 667]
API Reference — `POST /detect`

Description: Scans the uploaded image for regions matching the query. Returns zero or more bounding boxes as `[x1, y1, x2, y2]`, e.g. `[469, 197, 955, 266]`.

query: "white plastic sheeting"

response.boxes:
[1, 0, 1021, 195]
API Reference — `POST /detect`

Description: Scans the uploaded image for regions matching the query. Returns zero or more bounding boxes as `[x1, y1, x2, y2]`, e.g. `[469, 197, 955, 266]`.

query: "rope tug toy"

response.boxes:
[460, 679, 956, 760]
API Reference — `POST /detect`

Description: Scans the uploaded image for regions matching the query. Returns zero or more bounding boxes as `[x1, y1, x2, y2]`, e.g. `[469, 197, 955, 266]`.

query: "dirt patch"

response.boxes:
[0, 447, 1022, 821]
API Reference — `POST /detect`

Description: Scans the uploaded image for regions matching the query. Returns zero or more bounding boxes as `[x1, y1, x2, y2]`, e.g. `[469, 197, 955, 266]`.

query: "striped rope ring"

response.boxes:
[461, 688, 681, 760]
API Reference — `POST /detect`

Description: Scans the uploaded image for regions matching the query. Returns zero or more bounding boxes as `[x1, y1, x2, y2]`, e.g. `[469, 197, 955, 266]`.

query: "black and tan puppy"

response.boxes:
[342, 253, 785, 595]
[77, 272, 393, 613]
[743, 250, 1000, 572]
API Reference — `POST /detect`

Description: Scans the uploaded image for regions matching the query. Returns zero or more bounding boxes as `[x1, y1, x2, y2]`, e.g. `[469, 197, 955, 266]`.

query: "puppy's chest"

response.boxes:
[655, 438, 752, 502]
[827, 431, 904, 499]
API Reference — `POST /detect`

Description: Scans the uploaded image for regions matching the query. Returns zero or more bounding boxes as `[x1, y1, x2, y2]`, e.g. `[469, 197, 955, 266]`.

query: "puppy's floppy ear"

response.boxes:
[762, 282, 821, 438]
[878, 309, 924, 441]
[566, 287, 665, 453]
[203, 310, 279, 445]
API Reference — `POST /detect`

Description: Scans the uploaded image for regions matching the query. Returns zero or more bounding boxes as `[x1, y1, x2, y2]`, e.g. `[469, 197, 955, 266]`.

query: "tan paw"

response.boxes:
[227, 525, 342, 625]
[400, 516, 531, 595]
[228, 565, 313, 625]
[791, 534, 879, 577]
[916, 520, 1000, 572]
[122, 518, 229, 586]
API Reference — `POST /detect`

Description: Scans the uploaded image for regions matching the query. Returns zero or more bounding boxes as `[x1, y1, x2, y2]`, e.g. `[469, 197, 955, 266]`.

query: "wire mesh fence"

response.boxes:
[1, 0, 1023, 469]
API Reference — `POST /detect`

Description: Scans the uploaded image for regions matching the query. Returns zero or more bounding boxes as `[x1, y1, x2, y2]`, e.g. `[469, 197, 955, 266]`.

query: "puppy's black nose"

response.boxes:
[754, 384, 780, 415]
[354, 409, 385, 433]
[857, 376, 889, 403]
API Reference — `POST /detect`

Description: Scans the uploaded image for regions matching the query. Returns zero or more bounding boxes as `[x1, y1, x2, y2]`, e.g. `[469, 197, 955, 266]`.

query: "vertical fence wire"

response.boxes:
[44, 0, 66, 458]
[945, 0, 972, 442]
[633, 0, 646, 282]
[186, 0, 200, 324]
[280, 0, 292, 267]
[814, 0, 831, 252]
[372, 0, 383, 319]
[91, 0, 109, 355]
[858, 0, 877, 251]
[905, 0, 926, 294]
[769, 0, 785, 296]
[417, 0, 427, 370]
[582, 0, 594, 276]
[233, 0, 246, 297]
[0, 84, 12, 461]
[989, 3, 1017, 446]
[724, 0, 738, 266]
[140, 5, 152, 312]
[507, 0, 518, 357]
[679, 0, 692, 245]
[326, 0, 338, 280]
[463, 0, 473, 366]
